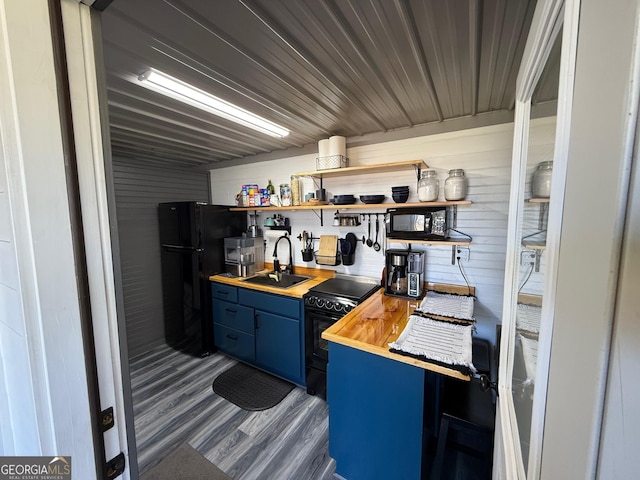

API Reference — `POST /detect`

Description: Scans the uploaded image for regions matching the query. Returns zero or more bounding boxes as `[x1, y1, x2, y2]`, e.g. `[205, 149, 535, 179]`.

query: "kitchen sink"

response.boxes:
[242, 273, 311, 289]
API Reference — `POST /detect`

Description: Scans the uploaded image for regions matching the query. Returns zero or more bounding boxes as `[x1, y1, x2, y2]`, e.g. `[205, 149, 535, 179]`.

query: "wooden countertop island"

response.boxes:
[323, 287, 471, 381]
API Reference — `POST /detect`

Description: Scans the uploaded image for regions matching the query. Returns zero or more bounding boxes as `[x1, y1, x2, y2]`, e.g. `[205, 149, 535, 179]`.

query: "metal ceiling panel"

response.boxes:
[100, 0, 548, 169]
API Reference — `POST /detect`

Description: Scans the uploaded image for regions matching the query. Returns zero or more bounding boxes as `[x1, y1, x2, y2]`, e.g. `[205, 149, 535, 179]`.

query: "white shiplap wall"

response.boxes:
[210, 119, 557, 343]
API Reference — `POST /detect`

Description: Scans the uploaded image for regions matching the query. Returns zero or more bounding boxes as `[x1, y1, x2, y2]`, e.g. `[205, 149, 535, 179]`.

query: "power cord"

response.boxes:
[457, 254, 472, 296]
[518, 263, 534, 293]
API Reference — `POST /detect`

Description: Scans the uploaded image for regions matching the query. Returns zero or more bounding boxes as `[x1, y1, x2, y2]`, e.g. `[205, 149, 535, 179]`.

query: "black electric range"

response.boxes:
[304, 275, 381, 398]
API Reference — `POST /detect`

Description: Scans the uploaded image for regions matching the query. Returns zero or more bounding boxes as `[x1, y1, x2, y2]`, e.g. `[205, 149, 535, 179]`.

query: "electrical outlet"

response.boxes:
[456, 247, 470, 262]
[521, 250, 536, 266]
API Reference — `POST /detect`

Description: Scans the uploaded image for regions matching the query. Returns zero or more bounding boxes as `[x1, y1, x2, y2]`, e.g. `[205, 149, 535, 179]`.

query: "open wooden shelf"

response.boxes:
[230, 200, 472, 212]
[295, 159, 427, 178]
[527, 197, 550, 203]
[522, 240, 546, 249]
[387, 238, 472, 247]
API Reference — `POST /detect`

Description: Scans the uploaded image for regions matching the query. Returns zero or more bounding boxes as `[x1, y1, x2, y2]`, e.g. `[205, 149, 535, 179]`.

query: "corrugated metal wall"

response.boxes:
[112, 158, 210, 358]
[209, 118, 557, 344]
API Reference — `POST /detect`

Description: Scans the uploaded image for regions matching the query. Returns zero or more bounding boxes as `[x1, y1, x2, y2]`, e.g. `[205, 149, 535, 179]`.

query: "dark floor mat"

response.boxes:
[141, 442, 230, 480]
[212, 363, 295, 411]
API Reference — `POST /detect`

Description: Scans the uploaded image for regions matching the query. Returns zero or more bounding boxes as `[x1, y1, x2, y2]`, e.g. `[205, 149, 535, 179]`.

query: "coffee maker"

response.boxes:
[407, 251, 425, 298]
[384, 249, 425, 298]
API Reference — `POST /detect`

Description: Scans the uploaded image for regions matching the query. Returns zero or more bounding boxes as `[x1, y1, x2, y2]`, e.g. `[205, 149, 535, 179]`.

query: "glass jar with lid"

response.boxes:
[444, 169, 467, 201]
[290, 175, 301, 206]
[418, 169, 439, 202]
[532, 161, 553, 198]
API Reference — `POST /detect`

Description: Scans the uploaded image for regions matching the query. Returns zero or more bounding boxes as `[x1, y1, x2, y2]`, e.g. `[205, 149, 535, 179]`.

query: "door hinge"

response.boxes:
[100, 406, 114, 432]
[105, 452, 125, 479]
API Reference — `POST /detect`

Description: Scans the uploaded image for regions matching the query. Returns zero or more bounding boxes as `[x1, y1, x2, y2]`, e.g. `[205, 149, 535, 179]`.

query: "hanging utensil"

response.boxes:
[366, 214, 373, 247]
[373, 214, 381, 251]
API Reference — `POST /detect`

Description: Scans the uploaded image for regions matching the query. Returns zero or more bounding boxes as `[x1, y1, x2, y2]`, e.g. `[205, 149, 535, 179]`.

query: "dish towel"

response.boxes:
[516, 303, 541, 334]
[389, 315, 476, 375]
[416, 291, 475, 321]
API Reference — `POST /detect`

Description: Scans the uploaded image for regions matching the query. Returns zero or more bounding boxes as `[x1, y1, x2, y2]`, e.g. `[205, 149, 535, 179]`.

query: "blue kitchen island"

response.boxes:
[323, 288, 472, 480]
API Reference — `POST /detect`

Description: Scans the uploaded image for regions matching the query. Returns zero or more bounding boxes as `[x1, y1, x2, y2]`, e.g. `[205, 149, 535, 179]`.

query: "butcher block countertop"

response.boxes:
[323, 283, 475, 381]
[209, 264, 334, 298]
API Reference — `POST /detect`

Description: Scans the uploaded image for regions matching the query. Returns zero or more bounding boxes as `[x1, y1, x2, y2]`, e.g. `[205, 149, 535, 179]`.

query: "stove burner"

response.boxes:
[308, 276, 380, 302]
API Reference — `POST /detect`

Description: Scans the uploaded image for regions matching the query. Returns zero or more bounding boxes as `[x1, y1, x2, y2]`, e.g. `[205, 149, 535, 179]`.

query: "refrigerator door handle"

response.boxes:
[162, 244, 205, 253]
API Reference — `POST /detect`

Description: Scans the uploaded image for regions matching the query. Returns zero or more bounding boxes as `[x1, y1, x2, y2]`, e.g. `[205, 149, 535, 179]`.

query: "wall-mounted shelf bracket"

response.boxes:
[413, 163, 423, 181]
[538, 202, 549, 230]
[535, 249, 543, 272]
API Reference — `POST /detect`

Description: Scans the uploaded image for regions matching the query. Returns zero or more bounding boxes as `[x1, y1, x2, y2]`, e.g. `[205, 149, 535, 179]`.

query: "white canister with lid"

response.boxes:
[418, 169, 439, 202]
[444, 169, 467, 201]
[532, 161, 553, 198]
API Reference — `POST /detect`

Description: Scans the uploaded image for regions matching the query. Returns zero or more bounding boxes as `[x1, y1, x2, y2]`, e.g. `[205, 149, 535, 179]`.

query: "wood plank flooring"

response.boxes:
[130, 343, 335, 479]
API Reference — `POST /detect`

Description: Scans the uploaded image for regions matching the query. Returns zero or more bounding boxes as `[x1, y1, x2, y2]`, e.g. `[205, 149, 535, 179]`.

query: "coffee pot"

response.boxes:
[385, 250, 408, 296]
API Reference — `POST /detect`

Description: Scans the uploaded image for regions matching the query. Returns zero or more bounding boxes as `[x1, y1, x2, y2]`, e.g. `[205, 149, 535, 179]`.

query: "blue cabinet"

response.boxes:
[328, 342, 428, 480]
[213, 300, 254, 334]
[211, 282, 305, 386]
[255, 310, 301, 382]
[213, 323, 255, 363]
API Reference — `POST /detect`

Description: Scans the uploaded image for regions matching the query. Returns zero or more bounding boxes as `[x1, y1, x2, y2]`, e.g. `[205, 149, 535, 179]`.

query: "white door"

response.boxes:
[58, 1, 134, 478]
[495, 0, 579, 478]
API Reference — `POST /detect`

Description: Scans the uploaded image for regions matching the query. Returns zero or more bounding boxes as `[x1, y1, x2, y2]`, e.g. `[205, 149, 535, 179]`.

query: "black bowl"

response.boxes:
[392, 193, 409, 203]
[359, 194, 386, 204]
[330, 197, 357, 205]
[391, 186, 410, 191]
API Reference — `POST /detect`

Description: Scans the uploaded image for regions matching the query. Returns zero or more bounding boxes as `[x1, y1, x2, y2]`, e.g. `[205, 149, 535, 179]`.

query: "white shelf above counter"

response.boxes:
[295, 159, 427, 179]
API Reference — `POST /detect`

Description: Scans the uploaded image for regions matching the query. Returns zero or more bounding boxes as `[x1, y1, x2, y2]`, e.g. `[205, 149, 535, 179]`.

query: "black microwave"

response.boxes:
[385, 207, 449, 240]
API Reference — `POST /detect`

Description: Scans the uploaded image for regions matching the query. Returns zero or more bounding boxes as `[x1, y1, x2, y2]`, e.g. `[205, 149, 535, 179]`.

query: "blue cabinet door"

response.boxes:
[214, 324, 255, 363]
[328, 342, 426, 480]
[255, 310, 302, 384]
[213, 299, 254, 334]
[211, 283, 238, 303]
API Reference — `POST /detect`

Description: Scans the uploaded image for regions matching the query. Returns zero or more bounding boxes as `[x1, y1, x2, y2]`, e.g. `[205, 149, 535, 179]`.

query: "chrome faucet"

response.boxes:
[272, 234, 294, 275]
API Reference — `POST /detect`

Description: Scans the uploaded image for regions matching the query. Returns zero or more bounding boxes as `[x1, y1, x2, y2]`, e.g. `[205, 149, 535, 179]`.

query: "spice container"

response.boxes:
[418, 169, 439, 202]
[532, 161, 553, 198]
[280, 183, 291, 206]
[444, 169, 467, 200]
[290, 175, 301, 206]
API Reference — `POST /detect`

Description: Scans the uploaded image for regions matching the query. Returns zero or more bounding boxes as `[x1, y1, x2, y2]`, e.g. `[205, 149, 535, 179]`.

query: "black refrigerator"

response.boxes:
[158, 201, 247, 356]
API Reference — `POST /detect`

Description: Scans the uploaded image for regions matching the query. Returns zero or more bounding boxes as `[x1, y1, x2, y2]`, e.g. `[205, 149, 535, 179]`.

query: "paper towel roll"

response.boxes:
[328, 135, 346, 157]
[318, 139, 330, 158]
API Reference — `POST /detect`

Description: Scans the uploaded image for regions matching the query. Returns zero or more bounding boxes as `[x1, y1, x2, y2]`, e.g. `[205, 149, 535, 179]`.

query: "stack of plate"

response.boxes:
[359, 194, 386, 204]
[330, 194, 356, 205]
[391, 186, 410, 203]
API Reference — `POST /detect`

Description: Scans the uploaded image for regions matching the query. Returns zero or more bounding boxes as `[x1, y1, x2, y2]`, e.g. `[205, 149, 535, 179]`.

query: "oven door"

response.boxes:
[305, 306, 344, 369]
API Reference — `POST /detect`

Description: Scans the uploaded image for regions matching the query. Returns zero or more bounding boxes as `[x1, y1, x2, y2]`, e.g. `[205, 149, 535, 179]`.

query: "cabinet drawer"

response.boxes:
[214, 324, 255, 363]
[211, 283, 238, 303]
[239, 289, 301, 319]
[213, 300, 254, 334]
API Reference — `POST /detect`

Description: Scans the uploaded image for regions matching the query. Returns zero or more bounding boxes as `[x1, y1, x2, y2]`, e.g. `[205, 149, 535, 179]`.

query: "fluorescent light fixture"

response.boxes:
[138, 69, 290, 138]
